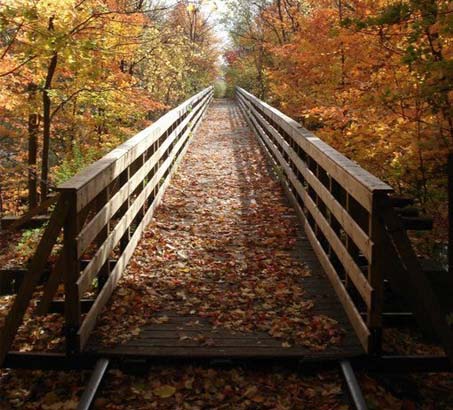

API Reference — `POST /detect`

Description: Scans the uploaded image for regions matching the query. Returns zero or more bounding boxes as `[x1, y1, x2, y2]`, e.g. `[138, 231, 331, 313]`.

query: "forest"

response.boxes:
[0, 0, 218, 214]
[223, 0, 452, 262]
[0, 0, 452, 409]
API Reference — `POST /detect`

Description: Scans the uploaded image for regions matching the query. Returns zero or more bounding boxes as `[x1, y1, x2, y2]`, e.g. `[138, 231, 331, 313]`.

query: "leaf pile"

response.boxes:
[97, 367, 346, 410]
[93, 101, 344, 350]
[0, 368, 87, 410]
[0, 289, 65, 353]
[0, 366, 347, 410]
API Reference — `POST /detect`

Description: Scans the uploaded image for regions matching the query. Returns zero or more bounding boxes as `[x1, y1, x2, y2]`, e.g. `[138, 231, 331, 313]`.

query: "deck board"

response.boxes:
[87, 100, 364, 361]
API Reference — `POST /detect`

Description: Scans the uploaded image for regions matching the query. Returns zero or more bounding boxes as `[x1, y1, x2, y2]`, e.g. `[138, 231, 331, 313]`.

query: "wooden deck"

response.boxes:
[87, 100, 363, 361]
[90, 241, 363, 360]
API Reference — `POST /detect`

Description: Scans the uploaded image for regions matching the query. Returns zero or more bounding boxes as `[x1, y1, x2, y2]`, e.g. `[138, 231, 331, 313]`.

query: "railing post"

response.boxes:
[63, 189, 81, 356]
[367, 192, 386, 354]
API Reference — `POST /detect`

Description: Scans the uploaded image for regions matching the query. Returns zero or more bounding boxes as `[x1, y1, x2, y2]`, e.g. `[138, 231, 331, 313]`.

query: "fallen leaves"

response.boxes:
[92, 101, 344, 350]
[0, 368, 87, 409]
[0, 366, 348, 410]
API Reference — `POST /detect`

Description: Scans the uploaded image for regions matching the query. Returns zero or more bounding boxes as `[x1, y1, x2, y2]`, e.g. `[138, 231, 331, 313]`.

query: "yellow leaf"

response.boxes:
[153, 385, 176, 398]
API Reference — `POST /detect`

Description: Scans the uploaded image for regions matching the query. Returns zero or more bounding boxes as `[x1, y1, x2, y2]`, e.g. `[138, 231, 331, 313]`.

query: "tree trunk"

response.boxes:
[27, 82, 39, 209]
[0, 179, 3, 227]
[338, 0, 346, 88]
[40, 52, 58, 201]
[28, 113, 39, 209]
[276, 0, 287, 43]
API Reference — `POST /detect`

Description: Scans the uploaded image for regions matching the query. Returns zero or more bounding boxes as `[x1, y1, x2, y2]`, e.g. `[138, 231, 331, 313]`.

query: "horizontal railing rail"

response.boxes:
[237, 87, 393, 352]
[63, 86, 213, 352]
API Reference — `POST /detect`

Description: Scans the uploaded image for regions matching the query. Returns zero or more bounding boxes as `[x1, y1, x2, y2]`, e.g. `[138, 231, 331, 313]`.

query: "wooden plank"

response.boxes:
[76, 97, 209, 295]
[241, 97, 372, 307]
[59, 88, 213, 212]
[0, 197, 69, 365]
[76, 91, 212, 255]
[77, 96, 211, 349]
[239, 93, 372, 260]
[127, 339, 283, 348]
[401, 216, 433, 231]
[138, 331, 277, 339]
[5, 194, 59, 231]
[237, 88, 393, 211]
[137, 329, 356, 344]
[95, 345, 360, 359]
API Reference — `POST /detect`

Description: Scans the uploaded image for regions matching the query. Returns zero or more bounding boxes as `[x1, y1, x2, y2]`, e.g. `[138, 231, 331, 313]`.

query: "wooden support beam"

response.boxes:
[63, 190, 82, 355]
[353, 355, 452, 373]
[380, 203, 453, 365]
[35, 206, 93, 316]
[4, 351, 98, 370]
[367, 193, 385, 354]
[387, 196, 415, 208]
[401, 216, 433, 231]
[1, 215, 51, 230]
[4, 194, 58, 231]
[0, 196, 69, 366]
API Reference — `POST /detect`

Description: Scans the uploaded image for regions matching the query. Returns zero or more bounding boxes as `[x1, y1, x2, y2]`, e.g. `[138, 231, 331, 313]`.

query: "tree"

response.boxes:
[0, 0, 218, 212]
[223, 0, 452, 252]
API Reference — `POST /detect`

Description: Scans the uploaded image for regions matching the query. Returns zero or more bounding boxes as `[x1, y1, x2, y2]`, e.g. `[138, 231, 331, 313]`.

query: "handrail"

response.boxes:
[23, 86, 213, 355]
[237, 88, 393, 211]
[59, 87, 213, 213]
[237, 87, 392, 352]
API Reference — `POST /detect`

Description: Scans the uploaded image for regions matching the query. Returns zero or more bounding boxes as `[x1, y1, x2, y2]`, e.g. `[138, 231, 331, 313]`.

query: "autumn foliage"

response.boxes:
[224, 0, 453, 254]
[0, 0, 218, 214]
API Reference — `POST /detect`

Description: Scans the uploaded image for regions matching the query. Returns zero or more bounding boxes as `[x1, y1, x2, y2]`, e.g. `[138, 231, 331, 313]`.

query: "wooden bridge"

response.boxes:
[1, 87, 452, 406]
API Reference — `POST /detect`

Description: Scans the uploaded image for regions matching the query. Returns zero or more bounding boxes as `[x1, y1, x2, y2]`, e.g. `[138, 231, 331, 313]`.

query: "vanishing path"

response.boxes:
[90, 100, 361, 359]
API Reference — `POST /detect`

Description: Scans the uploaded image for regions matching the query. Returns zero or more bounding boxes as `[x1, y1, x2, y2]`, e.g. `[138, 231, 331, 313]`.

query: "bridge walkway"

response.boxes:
[87, 100, 363, 360]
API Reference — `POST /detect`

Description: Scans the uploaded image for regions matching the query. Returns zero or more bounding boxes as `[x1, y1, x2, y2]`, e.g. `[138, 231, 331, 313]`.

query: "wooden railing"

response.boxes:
[237, 87, 394, 353]
[0, 86, 213, 361]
